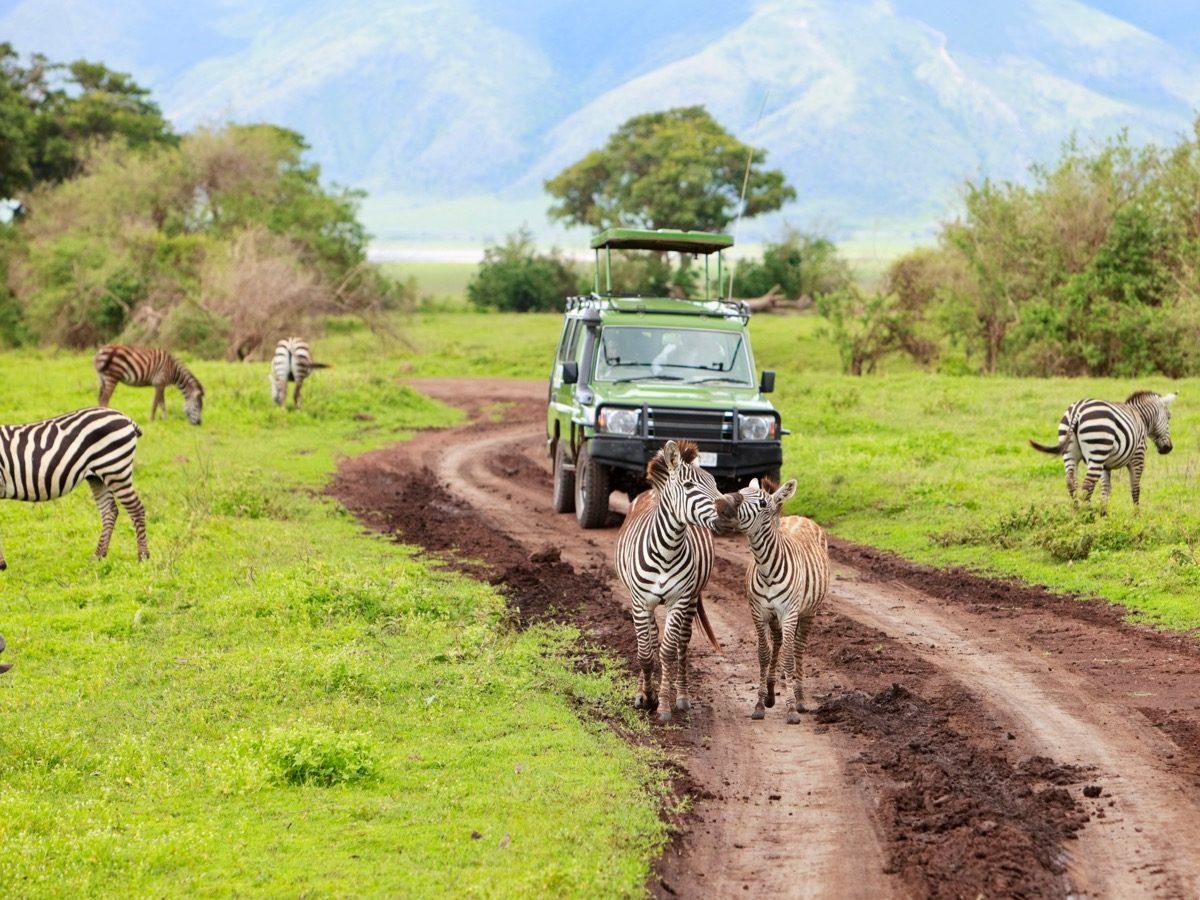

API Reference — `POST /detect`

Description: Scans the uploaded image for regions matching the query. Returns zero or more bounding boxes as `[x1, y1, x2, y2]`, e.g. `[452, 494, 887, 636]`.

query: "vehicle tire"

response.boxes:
[552, 440, 575, 514]
[574, 445, 610, 529]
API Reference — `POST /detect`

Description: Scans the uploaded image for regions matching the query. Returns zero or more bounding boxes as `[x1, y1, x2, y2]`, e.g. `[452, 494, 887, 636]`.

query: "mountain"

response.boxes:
[2, 0, 1200, 244]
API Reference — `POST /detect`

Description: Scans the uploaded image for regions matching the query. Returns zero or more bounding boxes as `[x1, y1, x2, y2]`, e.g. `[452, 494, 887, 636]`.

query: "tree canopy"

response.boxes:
[545, 106, 795, 233]
[0, 43, 175, 199]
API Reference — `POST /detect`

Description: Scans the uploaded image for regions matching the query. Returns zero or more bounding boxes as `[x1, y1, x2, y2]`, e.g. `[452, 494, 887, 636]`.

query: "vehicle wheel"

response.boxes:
[552, 441, 575, 514]
[575, 445, 610, 529]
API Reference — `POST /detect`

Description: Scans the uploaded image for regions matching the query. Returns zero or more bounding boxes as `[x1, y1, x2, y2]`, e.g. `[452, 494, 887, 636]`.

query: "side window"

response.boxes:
[553, 320, 578, 386]
[565, 320, 584, 362]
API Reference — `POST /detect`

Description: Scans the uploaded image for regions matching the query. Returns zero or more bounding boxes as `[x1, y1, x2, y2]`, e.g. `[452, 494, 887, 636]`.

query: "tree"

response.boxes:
[0, 43, 175, 198]
[733, 228, 851, 300]
[467, 229, 580, 312]
[816, 285, 937, 375]
[545, 106, 795, 233]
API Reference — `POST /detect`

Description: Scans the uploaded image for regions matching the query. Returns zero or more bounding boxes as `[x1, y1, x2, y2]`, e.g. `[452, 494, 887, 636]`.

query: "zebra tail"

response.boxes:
[695, 595, 721, 653]
[1029, 438, 1068, 455]
[309, 362, 330, 369]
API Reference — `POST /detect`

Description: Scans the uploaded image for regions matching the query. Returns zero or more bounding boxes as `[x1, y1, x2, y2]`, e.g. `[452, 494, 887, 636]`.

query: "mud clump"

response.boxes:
[817, 683, 1089, 898]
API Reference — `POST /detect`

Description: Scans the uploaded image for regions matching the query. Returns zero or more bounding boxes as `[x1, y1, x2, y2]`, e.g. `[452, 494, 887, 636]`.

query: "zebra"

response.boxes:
[1030, 390, 1177, 514]
[614, 439, 737, 722]
[722, 477, 829, 723]
[0, 633, 10, 674]
[271, 337, 326, 408]
[94, 345, 204, 426]
[0, 407, 148, 568]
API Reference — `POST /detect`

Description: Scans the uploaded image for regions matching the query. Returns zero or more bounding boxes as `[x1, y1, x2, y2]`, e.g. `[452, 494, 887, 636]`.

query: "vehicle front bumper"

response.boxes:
[586, 435, 782, 479]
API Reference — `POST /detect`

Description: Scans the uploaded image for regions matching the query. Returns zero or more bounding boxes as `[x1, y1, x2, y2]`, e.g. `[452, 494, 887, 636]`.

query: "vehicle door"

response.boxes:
[549, 318, 581, 445]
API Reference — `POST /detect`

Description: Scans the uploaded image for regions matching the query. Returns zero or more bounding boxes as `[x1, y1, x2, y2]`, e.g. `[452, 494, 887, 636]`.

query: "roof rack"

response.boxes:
[565, 293, 750, 323]
[590, 228, 734, 255]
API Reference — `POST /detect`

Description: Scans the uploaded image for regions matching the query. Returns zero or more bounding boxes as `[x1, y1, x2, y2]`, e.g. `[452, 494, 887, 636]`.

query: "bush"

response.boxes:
[734, 228, 851, 300]
[261, 726, 378, 787]
[816, 285, 937, 375]
[467, 229, 580, 312]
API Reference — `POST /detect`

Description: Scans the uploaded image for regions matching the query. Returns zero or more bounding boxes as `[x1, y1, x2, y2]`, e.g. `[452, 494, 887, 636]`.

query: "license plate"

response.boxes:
[698, 451, 718, 468]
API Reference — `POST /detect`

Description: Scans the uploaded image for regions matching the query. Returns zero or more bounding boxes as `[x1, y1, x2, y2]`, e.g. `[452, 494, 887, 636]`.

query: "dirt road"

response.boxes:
[332, 379, 1200, 898]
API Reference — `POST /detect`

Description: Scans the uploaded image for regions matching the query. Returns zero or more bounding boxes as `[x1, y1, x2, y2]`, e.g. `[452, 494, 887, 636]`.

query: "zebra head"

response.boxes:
[185, 388, 204, 426]
[650, 440, 735, 530]
[725, 477, 798, 537]
[1128, 390, 1176, 454]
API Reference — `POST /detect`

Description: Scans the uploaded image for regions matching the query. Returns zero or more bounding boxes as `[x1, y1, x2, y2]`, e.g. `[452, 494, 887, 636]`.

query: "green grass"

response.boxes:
[0, 348, 665, 895]
[381, 261, 476, 309]
[378, 311, 1200, 632]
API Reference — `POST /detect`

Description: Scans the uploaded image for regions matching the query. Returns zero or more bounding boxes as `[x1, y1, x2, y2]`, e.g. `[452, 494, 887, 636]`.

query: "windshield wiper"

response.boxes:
[688, 377, 749, 385]
[611, 375, 686, 384]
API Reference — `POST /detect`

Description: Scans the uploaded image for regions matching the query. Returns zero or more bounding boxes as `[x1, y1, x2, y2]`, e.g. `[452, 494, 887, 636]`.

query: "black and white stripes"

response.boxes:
[614, 440, 733, 721]
[271, 337, 325, 408]
[1031, 390, 1176, 513]
[94, 344, 205, 425]
[0, 407, 148, 567]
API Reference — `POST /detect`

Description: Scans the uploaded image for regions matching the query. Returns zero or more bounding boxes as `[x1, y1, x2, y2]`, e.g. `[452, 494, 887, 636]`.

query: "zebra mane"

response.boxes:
[1125, 390, 1160, 404]
[646, 440, 700, 487]
[760, 476, 779, 494]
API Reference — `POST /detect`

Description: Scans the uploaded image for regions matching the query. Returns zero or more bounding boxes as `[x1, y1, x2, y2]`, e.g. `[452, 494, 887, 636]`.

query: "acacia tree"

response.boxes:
[545, 106, 794, 233]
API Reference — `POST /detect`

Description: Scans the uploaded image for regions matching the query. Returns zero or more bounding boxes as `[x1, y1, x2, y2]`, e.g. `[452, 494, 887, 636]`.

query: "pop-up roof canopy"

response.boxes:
[590, 228, 734, 255]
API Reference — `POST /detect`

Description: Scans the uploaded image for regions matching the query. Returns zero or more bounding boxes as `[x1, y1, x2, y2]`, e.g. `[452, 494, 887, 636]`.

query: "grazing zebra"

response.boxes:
[723, 478, 829, 723]
[271, 337, 326, 408]
[94, 344, 204, 426]
[0, 407, 148, 567]
[1030, 390, 1177, 514]
[0, 633, 10, 674]
[615, 440, 736, 722]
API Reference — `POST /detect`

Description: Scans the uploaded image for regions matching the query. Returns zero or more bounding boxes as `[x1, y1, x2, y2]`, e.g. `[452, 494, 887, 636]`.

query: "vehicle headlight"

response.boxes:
[598, 407, 639, 436]
[738, 414, 776, 441]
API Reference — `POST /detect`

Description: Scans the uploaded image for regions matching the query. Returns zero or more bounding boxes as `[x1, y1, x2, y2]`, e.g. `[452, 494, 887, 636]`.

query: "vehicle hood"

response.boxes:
[592, 381, 774, 411]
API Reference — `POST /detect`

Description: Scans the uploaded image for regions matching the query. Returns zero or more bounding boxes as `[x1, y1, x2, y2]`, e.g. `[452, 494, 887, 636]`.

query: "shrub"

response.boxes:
[734, 228, 852, 300]
[816, 285, 937, 375]
[467, 229, 579, 312]
[261, 726, 377, 787]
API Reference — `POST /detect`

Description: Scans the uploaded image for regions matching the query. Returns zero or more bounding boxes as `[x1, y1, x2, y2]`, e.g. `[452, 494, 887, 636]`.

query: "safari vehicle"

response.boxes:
[547, 227, 783, 528]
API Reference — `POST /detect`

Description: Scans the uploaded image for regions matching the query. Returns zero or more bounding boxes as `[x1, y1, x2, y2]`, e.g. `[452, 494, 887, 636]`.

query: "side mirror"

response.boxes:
[562, 361, 579, 385]
[759, 370, 775, 394]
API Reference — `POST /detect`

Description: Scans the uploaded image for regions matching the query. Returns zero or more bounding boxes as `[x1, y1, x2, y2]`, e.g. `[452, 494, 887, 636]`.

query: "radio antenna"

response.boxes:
[727, 90, 770, 300]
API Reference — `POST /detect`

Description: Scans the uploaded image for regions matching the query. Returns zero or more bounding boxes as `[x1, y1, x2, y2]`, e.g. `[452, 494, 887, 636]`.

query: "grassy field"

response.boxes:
[370, 311, 1200, 632]
[0, 349, 665, 895]
[381, 261, 476, 309]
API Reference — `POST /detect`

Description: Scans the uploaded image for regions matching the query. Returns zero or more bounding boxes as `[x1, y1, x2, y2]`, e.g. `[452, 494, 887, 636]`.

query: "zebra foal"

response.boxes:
[721, 477, 829, 723]
[1030, 390, 1176, 514]
[94, 345, 205, 425]
[271, 337, 326, 408]
[615, 440, 736, 722]
[0, 407, 148, 567]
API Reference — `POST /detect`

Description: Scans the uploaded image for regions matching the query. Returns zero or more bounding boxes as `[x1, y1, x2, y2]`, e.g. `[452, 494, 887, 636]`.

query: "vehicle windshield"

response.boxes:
[593, 326, 753, 385]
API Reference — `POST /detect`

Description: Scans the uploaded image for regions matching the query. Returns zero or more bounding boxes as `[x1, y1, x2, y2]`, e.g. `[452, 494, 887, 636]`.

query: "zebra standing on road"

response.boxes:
[723, 478, 829, 723]
[271, 337, 326, 409]
[94, 345, 204, 425]
[0, 407, 149, 567]
[615, 440, 735, 722]
[1030, 390, 1177, 514]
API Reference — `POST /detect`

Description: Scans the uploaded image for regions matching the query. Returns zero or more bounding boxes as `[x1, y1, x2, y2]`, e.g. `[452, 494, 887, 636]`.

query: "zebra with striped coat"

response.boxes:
[0, 407, 148, 567]
[1030, 390, 1176, 514]
[271, 338, 326, 409]
[94, 345, 204, 425]
[723, 478, 829, 723]
[615, 440, 735, 722]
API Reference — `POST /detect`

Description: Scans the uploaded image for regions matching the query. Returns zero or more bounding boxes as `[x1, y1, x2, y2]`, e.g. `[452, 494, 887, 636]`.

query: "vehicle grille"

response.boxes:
[647, 408, 732, 441]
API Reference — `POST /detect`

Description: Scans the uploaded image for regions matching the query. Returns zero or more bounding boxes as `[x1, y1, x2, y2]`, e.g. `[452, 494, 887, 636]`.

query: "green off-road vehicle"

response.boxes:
[547, 228, 783, 528]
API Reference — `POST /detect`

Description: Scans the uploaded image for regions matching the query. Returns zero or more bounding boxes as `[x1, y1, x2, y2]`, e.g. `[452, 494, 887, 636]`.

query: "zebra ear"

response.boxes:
[772, 479, 797, 505]
[748, 478, 760, 492]
[662, 440, 682, 473]
[1163, 392, 1178, 406]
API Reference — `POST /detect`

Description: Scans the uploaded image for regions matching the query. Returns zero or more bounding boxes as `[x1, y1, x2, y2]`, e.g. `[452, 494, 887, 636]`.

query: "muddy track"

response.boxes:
[332, 378, 1200, 898]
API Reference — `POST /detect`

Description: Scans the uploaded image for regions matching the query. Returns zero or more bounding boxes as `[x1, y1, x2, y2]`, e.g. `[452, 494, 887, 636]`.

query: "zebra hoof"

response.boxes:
[675, 697, 691, 712]
[765, 681, 776, 708]
[751, 708, 765, 720]
[0, 560, 7, 571]
[633, 694, 647, 709]
[786, 711, 803, 725]
[656, 710, 673, 723]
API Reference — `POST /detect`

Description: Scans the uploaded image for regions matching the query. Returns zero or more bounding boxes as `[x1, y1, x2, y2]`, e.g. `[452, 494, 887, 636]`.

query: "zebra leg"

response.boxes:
[1100, 469, 1112, 517]
[633, 605, 658, 710]
[87, 476, 119, 559]
[293, 376, 305, 409]
[1130, 457, 1145, 512]
[656, 608, 684, 722]
[751, 608, 771, 720]
[673, 600, 695, 713]
[272, 378, 286, 407]
[1064, 456, 1078, 502]
[151, 385, 166, 420]
[110, 480, 149, 561]
[1079, 462, 1104, 504]
[766, 615, 783, 709]
[97, 377, 117, 407]
[787, 613, 816, 724]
